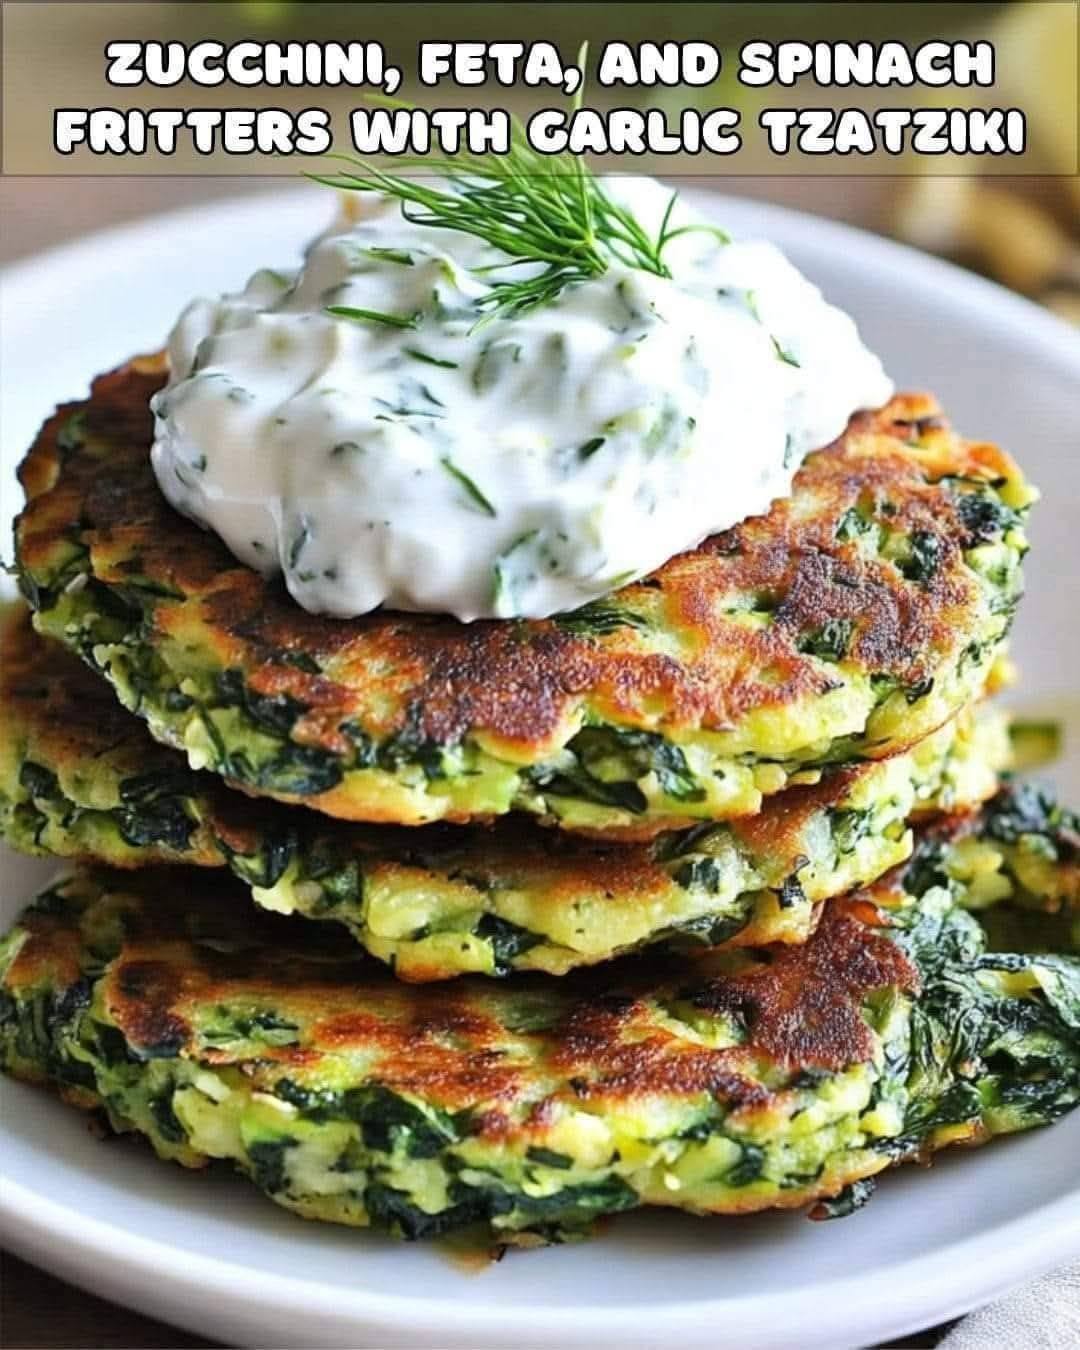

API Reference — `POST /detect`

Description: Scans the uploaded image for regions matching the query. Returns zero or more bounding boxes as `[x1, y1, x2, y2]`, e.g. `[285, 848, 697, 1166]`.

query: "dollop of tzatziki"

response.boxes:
[151, 177, 892, 621]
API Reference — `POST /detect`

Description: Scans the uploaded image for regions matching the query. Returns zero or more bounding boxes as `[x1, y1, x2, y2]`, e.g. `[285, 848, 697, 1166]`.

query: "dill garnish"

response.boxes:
[311, 47, 726, 321]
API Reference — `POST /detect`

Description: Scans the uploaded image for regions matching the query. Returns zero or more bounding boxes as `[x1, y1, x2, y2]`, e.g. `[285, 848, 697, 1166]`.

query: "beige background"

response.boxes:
[0, 174, 896, 267]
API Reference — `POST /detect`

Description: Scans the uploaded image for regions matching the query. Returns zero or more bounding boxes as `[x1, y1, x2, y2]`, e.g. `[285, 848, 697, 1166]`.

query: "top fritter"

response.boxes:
[15, 361, 1032, 834]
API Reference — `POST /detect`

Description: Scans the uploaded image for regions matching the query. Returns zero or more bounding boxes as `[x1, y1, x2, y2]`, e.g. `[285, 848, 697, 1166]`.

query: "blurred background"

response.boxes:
[1, 0, 1077, 322]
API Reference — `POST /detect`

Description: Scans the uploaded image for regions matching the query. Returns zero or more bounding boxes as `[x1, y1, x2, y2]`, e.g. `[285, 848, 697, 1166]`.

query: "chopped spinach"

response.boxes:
[338, 719, 378, 769]
[831, 807, 873, 855]
[201, 1008, 300, 1049]
[569, 728, 704, 804]
[525, 1146, 574, 1170]
[258, 744, 343, 796]
[221, 830, 297, 891]
[377, 706, 447, 781]
[672, 857, 725, 895]
[725, 1143, 765, 1186]
[247, 1136, 296, 1193]
[798, 619, 854, 663]
[474, 914, 543, 972]
[364, 1180, 511, 1241]
[342, 1085, 458, 1158]
[301, 844, 362, 910]
[116, 770, 199, 852]
[507, 1175, 639, 1226]
[553, 601, 650, 637]
[668, 912, 749, 946]
[835, 506, 876, 543]
[149, 1084, 187, 1144]
[900, 531, 945, 586]
[903, 676, 934, 705]
[18, 761, 61, 802]
[811, 1176, 877, 1220]
[528, 765, 647, 815]
[215, 669, 305, 739]
[982, 782, 1077, 851]
[953, 488, 1023, 546]
[902, 837, 950, 900]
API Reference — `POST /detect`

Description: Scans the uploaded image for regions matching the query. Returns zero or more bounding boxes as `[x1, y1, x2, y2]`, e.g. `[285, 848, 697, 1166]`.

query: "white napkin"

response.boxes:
[938, 1263, 1080, 1349]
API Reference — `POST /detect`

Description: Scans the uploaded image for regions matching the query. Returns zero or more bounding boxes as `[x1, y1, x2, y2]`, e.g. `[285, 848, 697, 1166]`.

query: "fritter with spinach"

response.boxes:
[1, 811, 1077, 1245]
[1, 606, 1013, 979]
[14, 359, 1033, 835]
[909, 782, 1079, 952]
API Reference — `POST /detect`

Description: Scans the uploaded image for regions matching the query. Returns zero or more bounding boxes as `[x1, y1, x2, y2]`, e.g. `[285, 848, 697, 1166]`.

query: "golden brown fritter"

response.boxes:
[16, 358, 1032, 831]
[1, 604, 1011, 978]
[2, 828, 1078, 1243]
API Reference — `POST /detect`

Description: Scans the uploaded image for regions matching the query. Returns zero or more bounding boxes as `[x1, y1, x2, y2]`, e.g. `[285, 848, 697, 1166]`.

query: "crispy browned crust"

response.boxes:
[0, 599, 899, 880]
[16, 357, 1024, 765]
[6, 865, 915, 1124]
[0, 602, 173, 796]
[0, 601, 237, 866]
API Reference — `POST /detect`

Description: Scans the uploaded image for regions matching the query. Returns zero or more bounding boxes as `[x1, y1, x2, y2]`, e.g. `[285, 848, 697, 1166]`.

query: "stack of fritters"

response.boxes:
[2, 358, 1077, 1246]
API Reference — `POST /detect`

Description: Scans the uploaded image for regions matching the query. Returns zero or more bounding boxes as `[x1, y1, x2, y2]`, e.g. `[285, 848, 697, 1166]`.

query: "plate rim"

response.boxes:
[4, 1168, 1080, 1349]
[2, 184, 1079, 1350]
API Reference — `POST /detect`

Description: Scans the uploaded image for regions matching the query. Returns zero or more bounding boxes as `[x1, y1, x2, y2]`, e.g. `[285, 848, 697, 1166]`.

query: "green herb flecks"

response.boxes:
[742, 290, 801, 369]
[473, 340, 522, 394]
[771, 336, 801, 368]
[492, 531, 539, 615]
[375, 378, 446, 420]
[287, 520, 311, 571]
[404, 347, 459, 370]
[358, 246, 415, 267]
[440, 457, 496, 518]
[326, 305, 419, 330]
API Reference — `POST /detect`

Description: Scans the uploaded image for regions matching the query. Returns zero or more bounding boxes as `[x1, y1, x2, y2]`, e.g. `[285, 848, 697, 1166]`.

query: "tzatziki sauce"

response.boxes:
[151, 177, 893, 621]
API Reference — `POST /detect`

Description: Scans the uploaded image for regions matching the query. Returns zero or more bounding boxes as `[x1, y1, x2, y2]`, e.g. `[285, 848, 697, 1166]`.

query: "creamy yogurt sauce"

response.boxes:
[151, 177, 892, 621]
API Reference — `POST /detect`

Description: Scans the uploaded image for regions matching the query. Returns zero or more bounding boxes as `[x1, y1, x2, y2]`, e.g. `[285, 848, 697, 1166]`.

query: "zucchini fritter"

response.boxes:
[15, 359, 1033, 834]
[1, 606, 1012, 979]
[2, 805, 1077, 1244]
[911, 781, 1079, 951]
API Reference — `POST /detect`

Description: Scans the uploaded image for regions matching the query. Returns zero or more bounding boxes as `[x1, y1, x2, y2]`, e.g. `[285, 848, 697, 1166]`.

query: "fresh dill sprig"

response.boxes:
[309, 44, 722, 321]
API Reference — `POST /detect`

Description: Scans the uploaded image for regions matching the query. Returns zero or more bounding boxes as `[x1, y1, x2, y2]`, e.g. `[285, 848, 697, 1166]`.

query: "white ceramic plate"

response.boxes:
[1, 188, 1079, 1350]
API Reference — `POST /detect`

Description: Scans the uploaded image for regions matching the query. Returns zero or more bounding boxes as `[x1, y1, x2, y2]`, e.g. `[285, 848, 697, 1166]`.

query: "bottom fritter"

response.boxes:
[1, 790, 1077, 1246]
